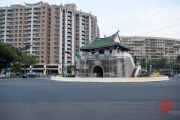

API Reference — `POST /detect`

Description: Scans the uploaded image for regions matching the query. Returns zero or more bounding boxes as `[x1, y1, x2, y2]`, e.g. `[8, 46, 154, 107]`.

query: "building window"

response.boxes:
[99, 49, 104, 54]
[110, 50, 112, 53]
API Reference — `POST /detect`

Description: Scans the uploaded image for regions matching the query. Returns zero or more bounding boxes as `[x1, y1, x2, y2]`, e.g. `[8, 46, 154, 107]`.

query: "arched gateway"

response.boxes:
[91, 65, 103, 77]
[76, 31, 138, 78]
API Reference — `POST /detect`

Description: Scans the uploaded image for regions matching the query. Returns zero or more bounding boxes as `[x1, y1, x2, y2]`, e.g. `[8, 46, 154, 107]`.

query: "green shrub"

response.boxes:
[138, 73, 148, 77]
[61, 74, 75, 77]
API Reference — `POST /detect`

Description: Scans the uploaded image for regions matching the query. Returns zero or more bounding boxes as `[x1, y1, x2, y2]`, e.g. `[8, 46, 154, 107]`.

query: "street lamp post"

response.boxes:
[149, 65, 152, 75]
[144, 43, 147, 73]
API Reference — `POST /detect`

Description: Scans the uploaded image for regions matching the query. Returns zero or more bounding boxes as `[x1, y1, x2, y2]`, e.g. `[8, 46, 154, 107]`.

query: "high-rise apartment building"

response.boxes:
[120, 36, 180, 64]
[0, 1, 100, 74]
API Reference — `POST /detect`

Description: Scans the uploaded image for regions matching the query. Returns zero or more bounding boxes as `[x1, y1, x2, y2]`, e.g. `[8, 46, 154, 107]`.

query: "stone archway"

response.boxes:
[91, 65, 103, 77]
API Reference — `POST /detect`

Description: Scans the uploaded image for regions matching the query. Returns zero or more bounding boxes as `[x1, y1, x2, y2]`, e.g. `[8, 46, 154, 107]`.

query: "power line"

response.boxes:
[139, 22, 180, 36]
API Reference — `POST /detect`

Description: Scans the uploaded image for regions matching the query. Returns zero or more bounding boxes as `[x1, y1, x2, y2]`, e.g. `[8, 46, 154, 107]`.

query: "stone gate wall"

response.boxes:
[76, 56, 134, 78]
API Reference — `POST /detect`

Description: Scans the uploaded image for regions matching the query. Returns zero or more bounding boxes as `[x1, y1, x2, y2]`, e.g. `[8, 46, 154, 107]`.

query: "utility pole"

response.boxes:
[144, 43, 147, 72]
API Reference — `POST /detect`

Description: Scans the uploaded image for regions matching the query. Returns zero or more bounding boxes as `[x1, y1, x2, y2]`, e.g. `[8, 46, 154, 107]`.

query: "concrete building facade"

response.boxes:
[0, 1, 100, 75]
[120, 36, 180, 64]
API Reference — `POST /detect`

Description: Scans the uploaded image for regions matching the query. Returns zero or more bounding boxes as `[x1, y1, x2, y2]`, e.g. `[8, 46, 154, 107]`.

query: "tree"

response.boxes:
[11, 64, 21, 75]
[0, 42, 37, 74]
[0, 42, 18, 61]
[140, 58, 146, 69]
[21, 53, 38, 73]
[134, 56, 137, 65]
[67, 65, 75, 74]
[140, 58, 168, 72]
[176, 55, 180, 63]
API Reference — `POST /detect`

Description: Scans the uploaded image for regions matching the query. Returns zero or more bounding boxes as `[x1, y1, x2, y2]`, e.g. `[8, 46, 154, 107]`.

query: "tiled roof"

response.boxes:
[80, 38, 130, 50]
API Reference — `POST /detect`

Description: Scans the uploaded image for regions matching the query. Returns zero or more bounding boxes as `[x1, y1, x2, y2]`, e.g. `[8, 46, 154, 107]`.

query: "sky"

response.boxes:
[1, 0, 180, 39]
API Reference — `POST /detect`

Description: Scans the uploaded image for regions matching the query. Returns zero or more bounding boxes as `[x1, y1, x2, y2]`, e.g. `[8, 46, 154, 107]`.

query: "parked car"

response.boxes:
[29, 72, 38, 78]
[22, 74, 28, 78]
[22, 72, 37, 78]
[34, 72, 40, 77]
[17, 72, 23, 77]
[165, 72, 174, 77]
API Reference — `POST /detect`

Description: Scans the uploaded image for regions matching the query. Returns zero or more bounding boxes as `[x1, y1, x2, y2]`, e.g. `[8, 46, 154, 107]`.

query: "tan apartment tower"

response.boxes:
[120, 36, 180, 64]
[0, 1, 100, 75]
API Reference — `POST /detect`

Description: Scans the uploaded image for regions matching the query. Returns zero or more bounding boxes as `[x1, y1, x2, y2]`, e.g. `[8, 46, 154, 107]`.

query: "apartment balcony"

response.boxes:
[67, 46, 71, 48]
[6, 32, 13, 34]
[67, 30, 71, 32]
[0, 32, 4, 34]
[33, 14, 38, 16]
[7, 19, 14, 22]
[68, 21, 71, 24]
[32, 40, 40, 42]
[68, 17, 71, 20]
[33, 35, 40, 38]
[67, 58, 71, 61]
[68, 13, 71, 16]
[33, 18, 40, 20]
[67, 41, 71, 44]
[24, 40, 31, 43]
[0, 12, 5, 14]
[67, 38, 71, 41]
[0, 29, 4, 31]
[34, 10, 41, 12]
[33, 27, 40, 29]
[68, 25, 71, 28]
[67, 54, 71, 57]
[24, 36, 31, 38]
[32, 49, 40, 51]
[6, 24, 14, 26]
[24, 18, 32, 21]
[24, 22, 31, 25]
[25, 10, 32, 13]
[7, 16, 14, 18]
[0, 20, 5, 23]
[67, 34, 71, 36]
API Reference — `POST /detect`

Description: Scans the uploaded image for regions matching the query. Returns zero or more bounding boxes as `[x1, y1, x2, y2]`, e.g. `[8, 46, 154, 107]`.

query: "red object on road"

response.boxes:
[160, 100, 173, 112]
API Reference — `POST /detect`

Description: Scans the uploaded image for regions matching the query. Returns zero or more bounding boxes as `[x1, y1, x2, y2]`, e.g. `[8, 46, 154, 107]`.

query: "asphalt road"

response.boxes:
[0, 76, 180, 120]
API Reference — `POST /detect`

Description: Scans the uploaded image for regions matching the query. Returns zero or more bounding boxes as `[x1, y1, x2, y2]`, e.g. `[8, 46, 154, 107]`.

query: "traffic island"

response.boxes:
[51, 76, 169, 83]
